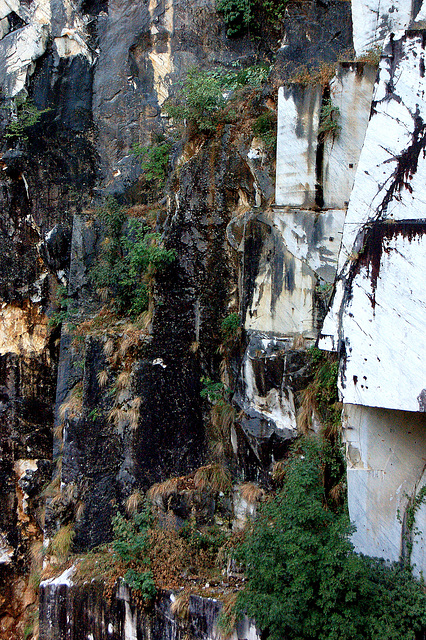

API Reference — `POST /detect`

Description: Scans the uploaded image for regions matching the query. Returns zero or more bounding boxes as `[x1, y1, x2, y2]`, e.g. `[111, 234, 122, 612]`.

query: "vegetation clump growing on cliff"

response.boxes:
[132, 136, 172, 192]
[226, 437, 426, 640]
[112, 507, 157, 603]
[164, 64, 269, 134]
[90, 197, 175, 318]
[217, 0, 288, 37]
[318, 98, 341, 140]
[5, 97, 50, 142]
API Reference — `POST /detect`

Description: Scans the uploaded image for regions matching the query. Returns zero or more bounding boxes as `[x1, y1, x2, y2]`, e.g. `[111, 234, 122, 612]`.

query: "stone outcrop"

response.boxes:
[0, 0, 424, 637]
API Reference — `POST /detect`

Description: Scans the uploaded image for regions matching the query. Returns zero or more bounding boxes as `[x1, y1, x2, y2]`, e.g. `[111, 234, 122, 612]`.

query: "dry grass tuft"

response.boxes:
[297, 383, 317, 435]
[288, 62, 336, 87]
[126, 490, 143, 515]
[272, 459, 287, 486]
[97, 369, 109, 388]
[50, 524, 75, 562]
[76, 501, 85, 522]
[190, 341, 199, 353]
[116, 370, 132, 391]
[59, 383, 83, 420]
[329, 478, 346, 507]
[97, 287, 111, 302]
[217, 592, 239, 638]
[147, 477, 179, 501]
[208, 402, 235, 461]
[237, 482, 264, 504]
[321, 403, 343, 441]
[53, 422, 64, 441]
[103, 338, 115, 357]
[170, 590, 191, 620]
[107, 406, 127, 426]
[292, 334, 306, 349]
[194, 463, 232, 494]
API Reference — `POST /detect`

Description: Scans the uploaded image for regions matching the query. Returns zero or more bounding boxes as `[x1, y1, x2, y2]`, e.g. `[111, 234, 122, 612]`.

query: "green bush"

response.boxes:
[164, 64, 270, 133]
[112, 506, 157, 602]
[217, 0, 253, 36]
[5, 98, 50, 141]
[217, 0, 288, 37]
[165, 68, 227, 132]
[132, 138, 172, 189]
[220, 312, 241, 341]
[252, 111, 277, 150]
[318, 98, 341, 140]
[235, 438, 426, 640]
[90, 198, 175, 317]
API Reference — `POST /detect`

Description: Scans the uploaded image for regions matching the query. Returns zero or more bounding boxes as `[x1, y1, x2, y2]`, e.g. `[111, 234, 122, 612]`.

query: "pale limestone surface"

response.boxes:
[319, 32, 426, 413]
[344, 404, 426, 570]
[245, 209, 345, 337]
[0, 302, 49, 356]
[275, 84, 321, 207]
[351, 0, 412, 56]
[322, 63, 376, 209]
[339, 232, 426, 413]
[336, 32, 426, 269]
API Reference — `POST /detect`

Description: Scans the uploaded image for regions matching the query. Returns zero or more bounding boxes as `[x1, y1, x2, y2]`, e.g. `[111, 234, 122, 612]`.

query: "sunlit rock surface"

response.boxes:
[319, 26, 426, 568]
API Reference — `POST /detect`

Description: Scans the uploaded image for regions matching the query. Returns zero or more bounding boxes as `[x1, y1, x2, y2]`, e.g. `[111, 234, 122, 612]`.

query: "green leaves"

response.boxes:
[164, 64, 270, 133]
[217, 0, 288, 37]
[235, 438, 426, 640]
[112, 507, 157, 603]
[5, 98, 51, 142]
[90, 199, 175, 318]
[132, 140, 172, 188]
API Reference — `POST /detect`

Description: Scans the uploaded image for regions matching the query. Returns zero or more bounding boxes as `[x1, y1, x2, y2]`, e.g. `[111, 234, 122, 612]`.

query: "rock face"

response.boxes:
[319, 26, 426, 569]
[0, 0, 424, 637]
[39, 571, 260, 640]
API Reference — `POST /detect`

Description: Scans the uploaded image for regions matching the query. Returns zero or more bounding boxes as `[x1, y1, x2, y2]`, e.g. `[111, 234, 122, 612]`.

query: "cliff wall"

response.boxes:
[0, 0, 423, 638]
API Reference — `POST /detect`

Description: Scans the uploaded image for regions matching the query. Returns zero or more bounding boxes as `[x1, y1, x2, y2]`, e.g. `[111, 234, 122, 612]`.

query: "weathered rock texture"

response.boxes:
[0, 0, 424, 636]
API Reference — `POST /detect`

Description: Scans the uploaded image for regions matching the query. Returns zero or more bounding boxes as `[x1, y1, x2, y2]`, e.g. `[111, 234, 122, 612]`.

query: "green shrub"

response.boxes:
[200, 376, 231, 405]
[164, 68, 227, 132]
[252, 111, 277, 150]
[112, 506, 157, 602]
[5, 98, 50, 141]
[220, 312, 241, 341]
[90, 198, 175, 318]
[164, 64, 270, 133]
[49, 284, 73, 328]
[217, 0, 288, 37]
[132, 138, 172, 189]
[235, 438, 426, 640]
[318, 98, 341, 140]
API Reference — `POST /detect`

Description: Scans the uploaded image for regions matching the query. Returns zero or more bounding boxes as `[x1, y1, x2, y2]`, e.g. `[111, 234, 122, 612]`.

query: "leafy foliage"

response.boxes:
[235, 438, 426, 640]
[49, 284, 74, 328]
[200, 376, 231, 404]
[164, 64, 269, 133]
[112, 506, 157, 602]
[90, 198, 175, 318]
[217, 0, 288, 37]
[298, 347, 341, 437]
[5, 98, 50, 142]
[220, 312, 241, 341]
[318, 98, 341, 140]
[132, 138, 172, 189]
[252, 111, 277, 150]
